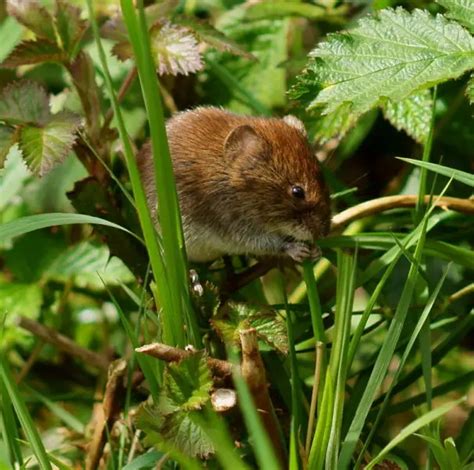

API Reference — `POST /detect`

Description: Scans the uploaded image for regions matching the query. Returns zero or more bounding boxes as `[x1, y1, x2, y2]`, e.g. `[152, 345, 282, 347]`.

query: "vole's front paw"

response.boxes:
[283, 241, 321, 263]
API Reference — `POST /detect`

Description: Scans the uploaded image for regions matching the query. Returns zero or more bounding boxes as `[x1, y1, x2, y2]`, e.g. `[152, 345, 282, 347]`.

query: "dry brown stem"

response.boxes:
[331, 195, 474, 232]
[135, 343, 234, 378]
[240, 328, 286, 468]
[17, 316, 109, 371]
[85, 359, 128, 470]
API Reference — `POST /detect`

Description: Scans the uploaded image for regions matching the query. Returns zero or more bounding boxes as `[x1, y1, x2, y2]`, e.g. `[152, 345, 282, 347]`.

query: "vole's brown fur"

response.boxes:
[138, 107, 331, 262]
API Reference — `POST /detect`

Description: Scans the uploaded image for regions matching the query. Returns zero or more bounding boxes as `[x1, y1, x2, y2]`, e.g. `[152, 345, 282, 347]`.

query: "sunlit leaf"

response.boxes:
[18, 113, 80, 176]
[212, 301, 288, 353]
[382, 90, 433, 144]
[136, 354, 214, 458]
[2, 40, 66, 67]
[0, 80, 50, 126]
[291, 8, 474, 117]
[437, 0, 474, 33]
[6, 0, 56, 41]
[0, 282, 42, 319]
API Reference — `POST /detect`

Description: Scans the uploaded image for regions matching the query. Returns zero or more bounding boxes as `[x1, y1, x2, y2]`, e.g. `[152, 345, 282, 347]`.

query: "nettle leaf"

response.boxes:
[149, 21, 203, 76]
[18, 113, 80, 176]
[437, 0, 474, 33]
[6, 0, 56, 41]
[0, 126, 17, 166]
[382, 90, 433, 144]
[174, 16, 255, 60]
[54, 0, 88, 57]
[158, 353, 213, 415]
[137, 404, 214, 458]
[2, 40, 66, 67]
[212, 302, 288, 354]
[136, 353, 214, 458]
[0, 81, 50, 126]
[292, 8, 474, 117]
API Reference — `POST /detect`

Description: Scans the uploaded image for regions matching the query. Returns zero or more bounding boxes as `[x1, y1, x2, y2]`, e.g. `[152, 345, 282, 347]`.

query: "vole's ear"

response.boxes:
[223, 125, 267, 159]
[283, 115, 307, 136]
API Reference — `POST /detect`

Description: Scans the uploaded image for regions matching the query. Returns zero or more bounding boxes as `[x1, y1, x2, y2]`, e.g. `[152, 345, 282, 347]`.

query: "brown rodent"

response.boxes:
[137, 107, 331, 263]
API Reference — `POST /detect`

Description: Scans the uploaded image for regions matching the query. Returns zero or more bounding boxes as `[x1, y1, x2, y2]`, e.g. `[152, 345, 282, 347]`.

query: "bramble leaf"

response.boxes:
[150, 21, 203, 75]
[18, 113, 80, 176]
[54, 0, 87, 57]
[382, 90, 433, 144]
[136, 353, 215, 458]
[291, 8, 474, 117]
[0, 81, 50, 125]
[6, 0, 56, 41]
[0, 126, 17, 166]
[212, 301, 288, 353]
[437, 0, 474, 33]
[2, 40, 66, 67]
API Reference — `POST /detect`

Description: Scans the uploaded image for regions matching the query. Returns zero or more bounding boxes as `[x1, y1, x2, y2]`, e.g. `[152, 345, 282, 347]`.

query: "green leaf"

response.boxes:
[122, 451, 164, 470]
[292, 8, 474, 117]
[0, 282, 42, 319]
[19, 113, 80, 176]
[212, 301, 288, 354]
[244, 1, 329, 20]
[0, 16, 24, 63]
[382, 90, 433, 143]
[0, 80, 50, 126]
[0, 126, 17, 166]
[365, 398, 465, 469]
[437, 0, 474, 33]
[136, 354, 214, 458]
[6, 0, 56, 41]
[2, 39, 67, 67]
[0, 212, 135, 243]
[158, 353, 213, 414]
[45, 241, 134, 289]
[138, 405, 215, 459]
[206, 7, 289, 113]
[398, 157, 474, 187]
[174, 16, 255, 60]
[54, 0, 87, 57]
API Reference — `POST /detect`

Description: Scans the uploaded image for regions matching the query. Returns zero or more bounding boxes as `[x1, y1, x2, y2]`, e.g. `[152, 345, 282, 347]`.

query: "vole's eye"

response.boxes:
[291, 185, 305, 199]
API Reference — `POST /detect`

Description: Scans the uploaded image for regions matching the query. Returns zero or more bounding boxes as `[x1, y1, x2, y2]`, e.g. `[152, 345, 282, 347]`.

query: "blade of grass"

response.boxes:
[365, 397, 465, 470]
[326, 250, 357, 468]
[0, 213, 138, 242]
[0, 359, 52, 470]
[86, 0, 179, 346]
[120, 0, 200, 347]
[339, 207, 430, 468]
[0, 377, 23, 466]
[355, 266, 449, 468]
[399, 158, 474, 188]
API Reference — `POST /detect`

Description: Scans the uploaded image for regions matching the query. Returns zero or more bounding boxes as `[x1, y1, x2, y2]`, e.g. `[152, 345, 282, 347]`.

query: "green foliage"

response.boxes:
[137, 354, 215, 458]
[212, 301, 288, 353]
[291, 2, 474, 141]
[0, 0, 472, 468]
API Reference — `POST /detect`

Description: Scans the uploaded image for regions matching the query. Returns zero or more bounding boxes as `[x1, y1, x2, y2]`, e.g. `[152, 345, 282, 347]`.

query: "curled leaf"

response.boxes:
[54, 0, 88, 57]
[2, 40, 66, 67]
[6, 0, 56, 41]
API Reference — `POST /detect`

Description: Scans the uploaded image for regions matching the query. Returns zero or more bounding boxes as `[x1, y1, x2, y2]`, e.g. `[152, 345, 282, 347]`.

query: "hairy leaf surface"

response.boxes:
[437, 0, 474, 33]
[292, 8, 474, 116]
[19, 113, 80, 176]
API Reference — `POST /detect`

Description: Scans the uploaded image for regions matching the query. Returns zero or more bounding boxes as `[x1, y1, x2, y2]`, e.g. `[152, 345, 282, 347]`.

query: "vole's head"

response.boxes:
[224, 115, 331, 242]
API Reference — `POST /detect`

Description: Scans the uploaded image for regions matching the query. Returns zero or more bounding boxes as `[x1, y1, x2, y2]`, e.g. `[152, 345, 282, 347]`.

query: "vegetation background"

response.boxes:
[0, 0, 473, 469]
